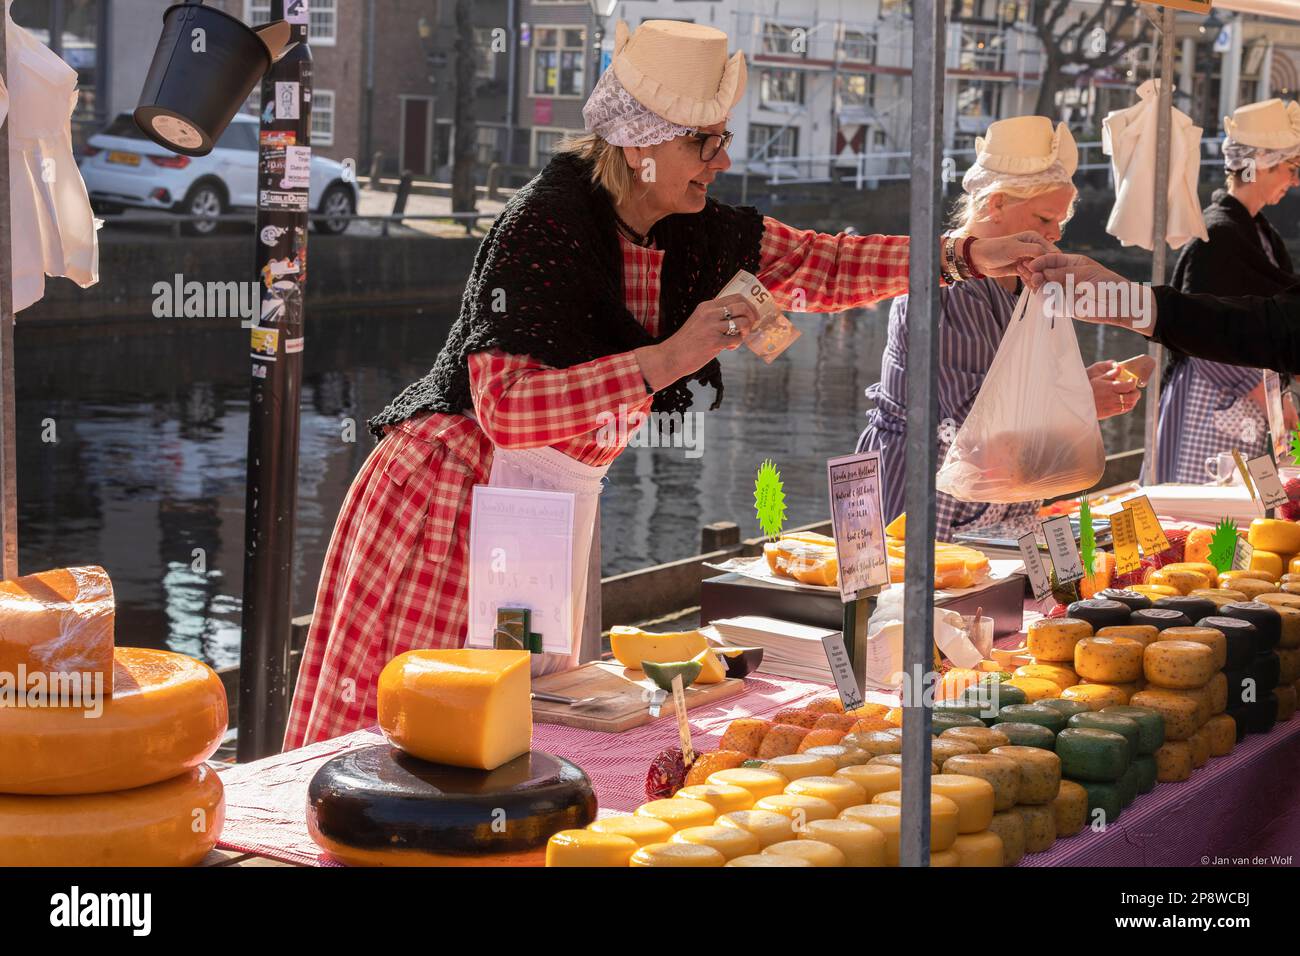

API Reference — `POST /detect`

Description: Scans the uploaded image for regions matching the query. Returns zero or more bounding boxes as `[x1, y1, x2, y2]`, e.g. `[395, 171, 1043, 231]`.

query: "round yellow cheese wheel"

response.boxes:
[986, 809, 1026, 866]
[939, 726, 1010, 753]
[1187, 729, 1211, 768]
[801, 744, 869, 769]
[941, 754, 1021, 810]
[784, 775, 866, 812]
[761, 838, 846, 867]
[851, 730, 904, 756]
[871, 791, 960, 852]
[1027, 618, 1093, 663]
[546, 830, 638, 867]
[1005, 676, 1063, 702]
[725, 853, 814, 867]
[671, 824, 761, 860]
[706, 768, 787, 801]
[1206, 671, 1228, 715]
[867, 754, 938, 774]
[674, 784, 754, 815]
[930, 773, 996, 834]
[1144, 640, 1216, 689]
[1202, 714, 1236, 757]
[1060, 683, 1130, 710]
[834, 763, 901, 800]
[634, 798, 716, 830]
[0, 647, 228, 795]
[950, 830, 1003, 867]
[989, 745, 1061, 805]
[0, 765, 224, 866]
[1075, 636, 1145, 683]
[1158, 627, 1228, 671]
[1131, 584, 1178, 599]
[1154, 741, 1194, 782]
[1096, 624, 1161, 648]
[1161, 561, 1219, 582]
[1013, 663, 1078, 690]
[1131, 688, 1204, 740]
[1280, 648, 1300, 685]
[753, 793, 839, 825]
[930, 849, 961, 866]
[1250, 549, 1286, 579]
[1221, 578, 1279, 600]
[1052, 779, 1088, 838]
[931, 737, 981, 769]
[630, 842, 725, 867]
[1187, 589, 1247, 609]
[838, 803, 901, 865]
[1148, 568, 1209, 595]
[1248, 518, 1300, 555]
[1274, 608, 1300, 650]
[714, 809, 795, 848]
[1275, 683, 1297, 721]
[1254, 592, 1300, 611]
[801, 818, 887, 866]
[1017, 803, 1057, 853]
[759, 753, 836, 780]
[587, 814, 675, 847]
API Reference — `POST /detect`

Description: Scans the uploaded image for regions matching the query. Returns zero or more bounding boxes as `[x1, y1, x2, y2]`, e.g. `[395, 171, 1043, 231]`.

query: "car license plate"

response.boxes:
[107, 151, 140, 166]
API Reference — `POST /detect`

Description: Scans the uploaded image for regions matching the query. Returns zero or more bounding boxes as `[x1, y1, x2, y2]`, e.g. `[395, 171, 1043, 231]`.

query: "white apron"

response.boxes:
[485, 441, 610, 677]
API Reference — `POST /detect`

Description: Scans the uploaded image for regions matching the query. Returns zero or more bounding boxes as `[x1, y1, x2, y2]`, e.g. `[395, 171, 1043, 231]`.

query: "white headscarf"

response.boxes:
[582, 66, 694, 147]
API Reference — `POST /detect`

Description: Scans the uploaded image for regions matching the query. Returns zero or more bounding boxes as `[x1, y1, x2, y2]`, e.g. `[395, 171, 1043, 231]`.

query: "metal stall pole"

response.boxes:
[1143, 5, 1176, 486]
[0, 9, 17, 581]
[238, 0, 313, 761]
[900, 0, 944, 867]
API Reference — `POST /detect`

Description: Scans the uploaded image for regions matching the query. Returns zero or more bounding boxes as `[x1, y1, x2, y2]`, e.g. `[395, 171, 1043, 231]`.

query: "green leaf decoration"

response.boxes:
[1208, 517, 1239, 574]
[1290, 425, 1300, 467]
[1078, 497, 1096, 578]
[753, 459, 787, 539]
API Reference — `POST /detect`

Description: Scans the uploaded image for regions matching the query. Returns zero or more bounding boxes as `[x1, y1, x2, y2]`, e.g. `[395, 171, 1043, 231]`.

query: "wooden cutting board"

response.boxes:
[531, 661, 744, 732]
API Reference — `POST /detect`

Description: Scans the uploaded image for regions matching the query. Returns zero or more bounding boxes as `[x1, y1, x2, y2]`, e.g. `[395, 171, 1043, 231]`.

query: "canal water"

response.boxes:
[17, 303, 1145, 668]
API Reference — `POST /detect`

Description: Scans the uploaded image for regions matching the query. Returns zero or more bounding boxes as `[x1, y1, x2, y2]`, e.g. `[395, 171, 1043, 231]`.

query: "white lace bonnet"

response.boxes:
[582, 19, 747, 148]
[961, 115, 1079, 201]
[1222, 99, 1300, 172]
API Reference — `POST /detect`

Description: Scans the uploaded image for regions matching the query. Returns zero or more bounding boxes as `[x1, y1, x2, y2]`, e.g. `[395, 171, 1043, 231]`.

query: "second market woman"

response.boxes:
[285, 19, 1052, 749]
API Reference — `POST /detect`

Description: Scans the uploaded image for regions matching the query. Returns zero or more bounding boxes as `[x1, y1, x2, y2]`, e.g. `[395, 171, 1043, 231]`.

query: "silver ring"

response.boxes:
[725, 318, 738, 336]
[723, 306, 732, 320]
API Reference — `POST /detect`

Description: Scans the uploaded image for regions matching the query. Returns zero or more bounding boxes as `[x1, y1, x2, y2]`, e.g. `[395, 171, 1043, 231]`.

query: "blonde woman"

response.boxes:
[856, 116, 1146, 541]
[285, 21, 1050, 749]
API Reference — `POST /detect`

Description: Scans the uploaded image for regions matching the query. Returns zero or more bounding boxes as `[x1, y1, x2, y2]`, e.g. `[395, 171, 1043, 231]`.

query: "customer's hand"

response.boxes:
[634, 294, 760, 391]
[1019, 253, 1158, 335]
[1088, 360, 1141, 419]
[968, 231, 1058, 277]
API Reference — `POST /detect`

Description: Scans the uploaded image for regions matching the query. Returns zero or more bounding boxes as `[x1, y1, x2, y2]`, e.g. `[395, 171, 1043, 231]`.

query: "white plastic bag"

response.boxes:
[935, 288, 1105, 503]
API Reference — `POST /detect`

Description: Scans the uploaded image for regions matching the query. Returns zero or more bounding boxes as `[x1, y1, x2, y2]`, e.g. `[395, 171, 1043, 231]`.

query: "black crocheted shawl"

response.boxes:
[367, 151, 765, 438]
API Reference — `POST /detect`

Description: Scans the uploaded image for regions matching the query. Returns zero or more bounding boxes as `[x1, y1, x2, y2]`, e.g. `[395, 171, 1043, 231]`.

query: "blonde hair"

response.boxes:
[556, 132, 637, 206]
[948, 181, 1078, 233]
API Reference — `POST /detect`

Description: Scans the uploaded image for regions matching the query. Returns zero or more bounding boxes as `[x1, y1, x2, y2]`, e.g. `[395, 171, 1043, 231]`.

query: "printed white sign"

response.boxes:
[282, 146, 311, 189]
[1232, 536, 1254, 572]
[1041, 515, 1084, 585]
[826, 451, 890, 601]
[274, 81, 301, 120]
[1017, 531, 1053, 601]
[1247, 454, 1289, 511]
[821, 633, 865, 711]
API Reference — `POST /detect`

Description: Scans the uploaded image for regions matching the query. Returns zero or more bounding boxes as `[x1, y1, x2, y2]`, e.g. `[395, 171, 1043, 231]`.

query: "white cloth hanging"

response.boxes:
[1102, 79, 1208, 252]
[0, 0, 99, 313]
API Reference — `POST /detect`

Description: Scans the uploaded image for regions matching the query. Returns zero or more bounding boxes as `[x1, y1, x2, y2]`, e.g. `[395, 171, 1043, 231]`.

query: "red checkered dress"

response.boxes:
[283, 219, 911, 750]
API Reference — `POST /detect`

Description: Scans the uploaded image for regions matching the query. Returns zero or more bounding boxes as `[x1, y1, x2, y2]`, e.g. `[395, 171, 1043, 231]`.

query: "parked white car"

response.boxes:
[79, 112, 358, 236]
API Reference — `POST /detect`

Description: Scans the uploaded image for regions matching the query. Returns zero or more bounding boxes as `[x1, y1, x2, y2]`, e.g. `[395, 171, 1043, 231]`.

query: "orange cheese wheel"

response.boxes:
[674, 784, 754, 815]
[1131, 688, 1202, 741]
[834, 763, 901, 801]
[1157, 627, 1228, 671]
[930, 774, 995, 833]
[1027, 619, 1092, 663]
[1154, 741, 1193, 782]
[1060, 683, 1130, 710]
[753, 794, 838, 824]
[761, 838, 846, 867]
[837, 804, 901, 865]
[1274, 608, 1300, 650]
[1188, 588, 1247, 609]
[0, 566, 115, 698]
[1005, 676, 1063, 702]
[1074, 636, 1145, 683]
[871, 791, 961, 852]
[1130, 584, 1179, 600]
[1207, 671, 1228, 715]
[1280, 648, 1300, 685]
[1219, 568, 1279, 585]
[1052, 779, 1088, 838]
[0, 647, 227, 795]
[800, 818, 887, 866]
[1144, 640, 1216, 689]
[1096, 625, 1161, 648]
[671, 825, 761, 861]
[986, 809, 1026, 866]
[1013, 663, 1078, 690]
[706, 768, 786, 802]
[546, 830, 638, 867]
[586, 815, 674, 847]
[0, 765, 224, 866]
[630, 842, 725, 867]
[949, 830, 1004, 866]
[1247, 518, 1300, 555]
[714, 810, 795, 849]
[1147, 568, 1209, 595]
[1187, 729, 1211, 769]
[1202, 714, 1236, 757]
[783, 775, 866, 812]
[1250, 550, 1286, 580]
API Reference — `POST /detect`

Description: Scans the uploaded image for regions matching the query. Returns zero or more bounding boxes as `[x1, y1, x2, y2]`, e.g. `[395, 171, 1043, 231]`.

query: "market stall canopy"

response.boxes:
[1215, 0, 1300, 23]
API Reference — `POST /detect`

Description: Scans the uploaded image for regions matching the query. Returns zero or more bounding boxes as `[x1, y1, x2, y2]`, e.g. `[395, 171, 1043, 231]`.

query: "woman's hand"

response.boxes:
[634, 293, 760, 391]
[967, 231, 1058, 277]
[1088, 360, 1141, 419]
[1019, 253, 1158, 335]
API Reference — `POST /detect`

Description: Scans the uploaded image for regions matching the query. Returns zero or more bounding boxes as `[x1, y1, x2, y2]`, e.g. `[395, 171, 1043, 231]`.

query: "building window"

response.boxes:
[837, 74, 875, 110]
[871, 128, 888, 150]
[476, 126, 500, 164]
[839, 29, 875, 64]
[955, 79, 1002, 118]
[762, 23, 806, 56]
[760, 69, 805, 107]
[475, 27, 500, 80]
[960, 29, 1005, 71]
[749, 123, 799, 160]
[246, 1, 336, 45]
[531, 128, 579, 166]
[880, 0, 913, 17]
[531, 27, 587, 98]
[311, 89, 335, 146]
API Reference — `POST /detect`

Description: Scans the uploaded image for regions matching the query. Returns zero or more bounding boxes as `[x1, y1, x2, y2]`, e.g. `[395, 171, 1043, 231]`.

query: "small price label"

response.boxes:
[1017, 531, 1053, 601]
[1247, 454, 1289, 511]
[671, 674, 694, 766]
[1124, 496, 1170, 555]
[1109, 507, 1142, 576]
[1042, 515, 1085, 584]
[821, 633, 865, 711]
[1232, 536, 1255, 572]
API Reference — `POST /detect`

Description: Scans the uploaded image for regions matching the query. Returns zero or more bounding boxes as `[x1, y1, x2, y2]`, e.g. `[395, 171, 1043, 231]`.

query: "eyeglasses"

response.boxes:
[686, 128, 734, 162]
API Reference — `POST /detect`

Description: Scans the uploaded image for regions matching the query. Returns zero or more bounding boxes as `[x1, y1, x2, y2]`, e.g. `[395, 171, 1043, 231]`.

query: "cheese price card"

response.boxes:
[1246, 454, 1290, 511]
[1041, 515, 1085, 584]
[1016, 531, 1053, 601]
[1108, 507, 1142, 577]
[1122, 495, 1170, 555]
[826, 451, 890, 602]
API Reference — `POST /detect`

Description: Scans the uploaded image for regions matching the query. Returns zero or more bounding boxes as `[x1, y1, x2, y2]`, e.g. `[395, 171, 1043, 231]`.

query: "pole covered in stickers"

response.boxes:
[239, 0, 312, 761]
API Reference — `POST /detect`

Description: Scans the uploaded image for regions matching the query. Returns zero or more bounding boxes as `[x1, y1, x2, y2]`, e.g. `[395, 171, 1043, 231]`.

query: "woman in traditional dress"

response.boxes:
[284, 20, 1050, 749]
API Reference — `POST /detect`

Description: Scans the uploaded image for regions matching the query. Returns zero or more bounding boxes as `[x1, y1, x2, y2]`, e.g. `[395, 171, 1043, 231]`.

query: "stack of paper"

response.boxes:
[706, 616, 840, 683]
[1093, 484, 1261, 525]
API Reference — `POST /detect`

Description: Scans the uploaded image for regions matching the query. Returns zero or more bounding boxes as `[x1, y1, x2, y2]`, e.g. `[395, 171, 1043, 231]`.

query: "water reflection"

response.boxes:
[17, 303, 1148, 666]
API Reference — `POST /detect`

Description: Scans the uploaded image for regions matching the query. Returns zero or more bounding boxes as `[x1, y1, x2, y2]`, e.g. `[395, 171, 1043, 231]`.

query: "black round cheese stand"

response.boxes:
[306, 745, 597, 866]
